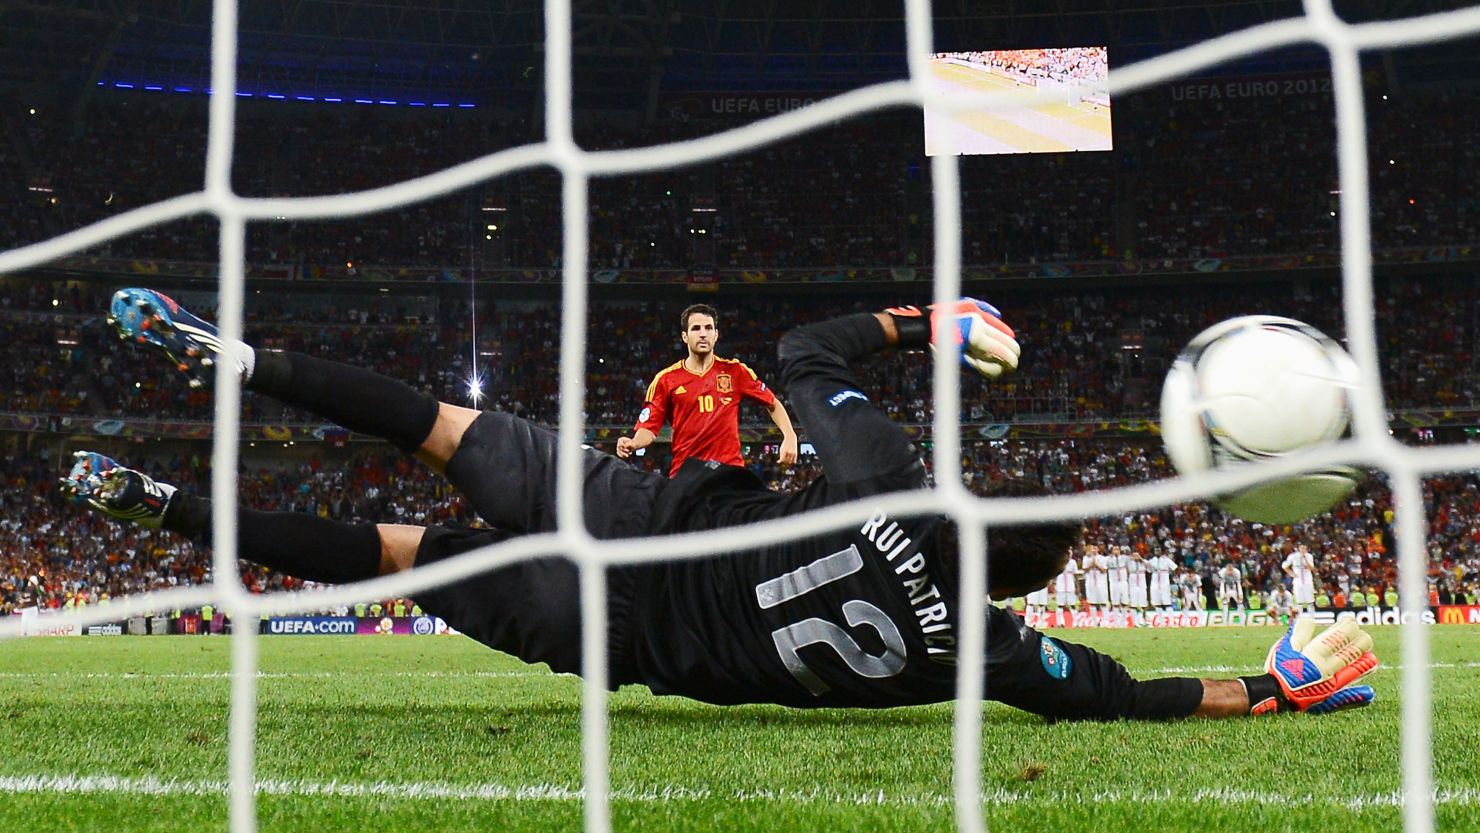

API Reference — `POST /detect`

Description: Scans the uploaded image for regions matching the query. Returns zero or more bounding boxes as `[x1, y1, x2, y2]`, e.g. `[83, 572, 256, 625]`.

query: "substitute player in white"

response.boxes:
[1149, 551, 1177, 611]
[1108, 545, 1131, 612]
[1127, 550, 1150, 612]
[1025, 574, 1051, 616]
[1216, 562, 1245, 611]
[1283, 544, 1318, 612]
[1179, 570, 1204, 611]
[1084, 545, 1110, 613]
[1054, 553, 1081, 611]
[1267, 585, 1298, 625]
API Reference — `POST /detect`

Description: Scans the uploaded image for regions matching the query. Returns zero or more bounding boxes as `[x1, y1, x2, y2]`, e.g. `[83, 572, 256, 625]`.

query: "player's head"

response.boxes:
[680, 304, 719, 357]
[943, 477, 1082, 597]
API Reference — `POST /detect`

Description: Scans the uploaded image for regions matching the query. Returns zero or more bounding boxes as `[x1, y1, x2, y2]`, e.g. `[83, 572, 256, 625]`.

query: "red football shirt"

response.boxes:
[635, 357, 777, 477]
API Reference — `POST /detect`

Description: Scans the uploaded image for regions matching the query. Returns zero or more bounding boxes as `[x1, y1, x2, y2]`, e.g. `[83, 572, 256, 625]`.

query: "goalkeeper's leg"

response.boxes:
[107, 289, 664, 536]
[245, 353, 650, 536]
[99, 483, 631, 681]
[62, 452, 392, 581]
[108, 287, 468, 471]
[240, 358, 662, 537]
[245, 349, 471, 473]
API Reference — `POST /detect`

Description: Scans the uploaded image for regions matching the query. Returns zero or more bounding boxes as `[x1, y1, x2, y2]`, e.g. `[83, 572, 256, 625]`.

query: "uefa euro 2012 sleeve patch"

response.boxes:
[1039, 637, 1072, 680]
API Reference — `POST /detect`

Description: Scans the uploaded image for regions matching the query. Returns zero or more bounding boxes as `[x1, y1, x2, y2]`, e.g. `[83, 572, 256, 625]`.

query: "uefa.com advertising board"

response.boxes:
[13, 612, 457, 638]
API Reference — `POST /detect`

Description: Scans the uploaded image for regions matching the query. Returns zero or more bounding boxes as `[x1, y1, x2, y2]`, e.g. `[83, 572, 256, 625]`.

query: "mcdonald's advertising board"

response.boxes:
[1438, 605, 1480, 625]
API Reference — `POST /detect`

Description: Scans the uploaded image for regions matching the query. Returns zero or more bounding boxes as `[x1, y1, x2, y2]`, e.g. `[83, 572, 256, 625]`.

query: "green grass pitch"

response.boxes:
[1, 626, 1476, 832]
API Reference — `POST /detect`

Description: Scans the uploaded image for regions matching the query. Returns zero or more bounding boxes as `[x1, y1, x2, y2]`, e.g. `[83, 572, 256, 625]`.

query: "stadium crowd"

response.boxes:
[6, 433, 1480, 619]
[0, 276, 1475, 429]
[1, 81, 1476, 272]
[940, 48, 1109, 87]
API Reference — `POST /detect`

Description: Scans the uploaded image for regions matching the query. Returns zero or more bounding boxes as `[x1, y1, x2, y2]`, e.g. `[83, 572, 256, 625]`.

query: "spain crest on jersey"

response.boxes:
[716, 373, 733, 393]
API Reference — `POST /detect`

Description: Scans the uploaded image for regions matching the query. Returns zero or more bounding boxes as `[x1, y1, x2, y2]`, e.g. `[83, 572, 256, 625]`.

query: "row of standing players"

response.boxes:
[1031, 544, 1318, 615]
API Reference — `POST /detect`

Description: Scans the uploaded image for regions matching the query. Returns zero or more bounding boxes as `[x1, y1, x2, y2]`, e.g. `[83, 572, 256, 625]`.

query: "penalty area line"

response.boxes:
[1, 773, 1477, 811]
[0, 670, 548, 680]
[2, 662, 1468, 686]
[2, 662, 1474, 681]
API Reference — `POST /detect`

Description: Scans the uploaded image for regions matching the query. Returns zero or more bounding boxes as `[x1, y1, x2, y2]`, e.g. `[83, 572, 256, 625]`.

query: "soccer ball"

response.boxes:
[1160, 315, 1362, 523]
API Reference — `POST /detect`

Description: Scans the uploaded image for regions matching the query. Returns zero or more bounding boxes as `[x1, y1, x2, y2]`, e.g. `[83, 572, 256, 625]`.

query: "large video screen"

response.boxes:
[923, 47, 1112, 156]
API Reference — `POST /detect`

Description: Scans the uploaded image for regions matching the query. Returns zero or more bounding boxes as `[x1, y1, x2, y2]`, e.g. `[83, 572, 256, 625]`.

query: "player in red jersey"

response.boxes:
[617, 304, 799, 477]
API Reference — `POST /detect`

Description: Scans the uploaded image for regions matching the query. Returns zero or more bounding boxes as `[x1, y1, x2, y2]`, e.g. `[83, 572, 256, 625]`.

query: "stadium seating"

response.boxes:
[7, 432, 1479, 618]
[0, 277, 1474, 428]
[2, 84, 1476, 270]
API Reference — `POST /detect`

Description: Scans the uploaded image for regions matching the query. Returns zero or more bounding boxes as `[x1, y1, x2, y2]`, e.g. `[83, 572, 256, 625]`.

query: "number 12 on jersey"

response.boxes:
[754, 545, 907, 695]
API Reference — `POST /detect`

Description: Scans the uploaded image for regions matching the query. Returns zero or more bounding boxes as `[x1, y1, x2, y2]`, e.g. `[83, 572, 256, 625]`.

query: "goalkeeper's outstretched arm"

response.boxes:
[775, 302, 1019, 486]
[1187, 615, 1378, 718]
[1193, 679, 1265, 718]
[986, 615, 1378, 722]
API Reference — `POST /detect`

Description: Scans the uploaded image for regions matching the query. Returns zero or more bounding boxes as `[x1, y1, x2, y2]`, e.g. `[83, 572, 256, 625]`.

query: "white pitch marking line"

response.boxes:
[1, 663, 1474, 681]
[0, 670, 547, 680]
[1, 774, 1477, 811]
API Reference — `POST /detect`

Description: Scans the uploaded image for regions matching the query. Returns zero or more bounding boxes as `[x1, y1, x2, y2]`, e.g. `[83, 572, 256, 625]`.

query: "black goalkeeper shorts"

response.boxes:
[443, 411, 662, 540]
[408, 411, 661, 682]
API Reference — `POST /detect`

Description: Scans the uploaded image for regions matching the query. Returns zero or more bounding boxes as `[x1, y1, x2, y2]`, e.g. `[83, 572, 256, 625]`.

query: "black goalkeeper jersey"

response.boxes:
[603, 313, 1203, 718]
[616, 462, 1197, 719]
[625, 460, 994, 709]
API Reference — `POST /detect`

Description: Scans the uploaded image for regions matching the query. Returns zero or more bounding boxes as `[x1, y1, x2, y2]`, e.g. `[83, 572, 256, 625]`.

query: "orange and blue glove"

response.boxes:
[885, 298, 1021, 379]
[1245, 617, 1378, 715]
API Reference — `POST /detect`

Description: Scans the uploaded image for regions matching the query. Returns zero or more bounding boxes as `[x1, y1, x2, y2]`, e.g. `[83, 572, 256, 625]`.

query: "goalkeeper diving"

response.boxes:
[66, 289, 1376, 719]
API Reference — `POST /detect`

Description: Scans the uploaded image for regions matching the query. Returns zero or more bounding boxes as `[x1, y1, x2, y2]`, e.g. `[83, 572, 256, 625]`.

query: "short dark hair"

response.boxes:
[937, 477, 1082, 597]
[680, 304, 719, 331]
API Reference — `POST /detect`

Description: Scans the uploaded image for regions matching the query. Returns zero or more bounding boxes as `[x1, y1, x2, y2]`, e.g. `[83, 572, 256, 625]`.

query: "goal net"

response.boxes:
[2, 2, 1479, 833]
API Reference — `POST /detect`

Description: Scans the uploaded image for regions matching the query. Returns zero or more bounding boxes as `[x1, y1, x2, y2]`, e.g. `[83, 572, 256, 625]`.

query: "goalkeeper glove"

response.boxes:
[885, 298, 1021, 379]
[1306, 683, 1376, 715]
[1244, 617, 1378, 714]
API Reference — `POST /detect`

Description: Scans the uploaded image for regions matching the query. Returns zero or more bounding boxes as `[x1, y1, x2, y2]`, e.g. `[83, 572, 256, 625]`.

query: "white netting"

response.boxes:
[4, 1, 1480, 832]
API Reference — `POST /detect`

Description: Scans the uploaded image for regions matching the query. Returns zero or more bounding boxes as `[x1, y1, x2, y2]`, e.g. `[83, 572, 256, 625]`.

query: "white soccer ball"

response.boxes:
[1160, 315, 1362, 523]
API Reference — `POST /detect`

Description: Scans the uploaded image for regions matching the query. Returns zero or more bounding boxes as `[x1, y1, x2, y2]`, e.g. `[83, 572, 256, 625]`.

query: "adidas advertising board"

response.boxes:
[1024, 606, 1477, 629]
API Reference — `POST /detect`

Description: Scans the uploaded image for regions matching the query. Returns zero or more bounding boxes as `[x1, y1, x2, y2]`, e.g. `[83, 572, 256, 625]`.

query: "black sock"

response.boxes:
[248, 351, 441, 454]
[163, 494, 383, 584]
